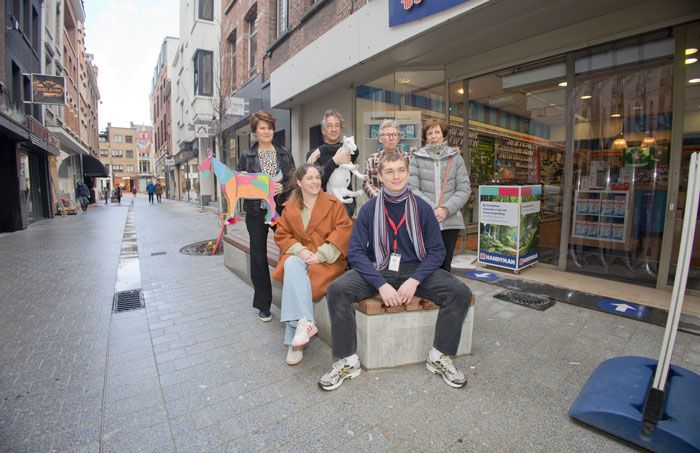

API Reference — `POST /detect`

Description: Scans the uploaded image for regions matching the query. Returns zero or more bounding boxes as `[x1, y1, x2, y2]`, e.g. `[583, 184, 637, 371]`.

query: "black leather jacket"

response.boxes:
[236, 142, 295, 216]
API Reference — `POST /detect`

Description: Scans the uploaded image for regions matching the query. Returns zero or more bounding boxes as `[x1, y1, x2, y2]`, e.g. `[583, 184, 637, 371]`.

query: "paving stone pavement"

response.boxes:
[1, 195, 699, 452]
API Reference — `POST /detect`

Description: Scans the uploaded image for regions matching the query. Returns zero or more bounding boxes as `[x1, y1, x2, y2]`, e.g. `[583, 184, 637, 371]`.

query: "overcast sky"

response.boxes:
[84, 0, 180, 131]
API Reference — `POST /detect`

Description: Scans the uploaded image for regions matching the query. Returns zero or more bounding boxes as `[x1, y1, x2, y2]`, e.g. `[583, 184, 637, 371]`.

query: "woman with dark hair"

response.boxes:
[271, 164, 353, 365]
[236, 110, 295, 321]
[408, 118, 470, 272]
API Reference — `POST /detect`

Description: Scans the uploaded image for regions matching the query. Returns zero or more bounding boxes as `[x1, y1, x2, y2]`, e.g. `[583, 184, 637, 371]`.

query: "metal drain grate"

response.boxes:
[113, 290, 144, 313]
[151, 251, 166, 256]
[494, 291, 554, 311]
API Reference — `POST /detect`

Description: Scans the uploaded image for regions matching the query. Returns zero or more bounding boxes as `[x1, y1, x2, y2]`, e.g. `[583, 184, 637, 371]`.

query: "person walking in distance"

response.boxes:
[146, 180, 156, 204]
[155, 182, 163, 203]
[75, 181, 90, 212]
[318, 152, 472, 391]
[131, 186, 137, 201]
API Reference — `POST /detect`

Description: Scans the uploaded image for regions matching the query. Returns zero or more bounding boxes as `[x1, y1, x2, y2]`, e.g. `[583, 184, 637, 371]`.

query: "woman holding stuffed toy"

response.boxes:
[271, 164, 353, 365]
[408, 118, 470, 272]
[236, 110, 295, 322]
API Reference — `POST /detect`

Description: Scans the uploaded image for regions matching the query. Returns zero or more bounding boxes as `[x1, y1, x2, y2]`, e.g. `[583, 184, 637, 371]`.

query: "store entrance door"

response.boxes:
[660, 22, 700, 292]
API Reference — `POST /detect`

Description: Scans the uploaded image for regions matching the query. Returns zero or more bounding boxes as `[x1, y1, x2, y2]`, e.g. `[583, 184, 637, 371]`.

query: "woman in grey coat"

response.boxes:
[408, 118, 471, 271]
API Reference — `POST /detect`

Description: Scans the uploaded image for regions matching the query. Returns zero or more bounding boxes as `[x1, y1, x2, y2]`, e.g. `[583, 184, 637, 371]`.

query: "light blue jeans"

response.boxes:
[280, 256, 315, 345]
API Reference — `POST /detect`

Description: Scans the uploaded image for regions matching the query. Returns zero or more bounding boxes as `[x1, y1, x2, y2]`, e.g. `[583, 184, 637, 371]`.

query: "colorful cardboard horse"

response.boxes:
[198, 152, 282, 225]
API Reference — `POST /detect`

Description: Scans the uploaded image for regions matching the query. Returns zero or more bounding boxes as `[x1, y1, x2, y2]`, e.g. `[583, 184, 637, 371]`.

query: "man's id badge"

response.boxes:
[389, 253, 401, 272]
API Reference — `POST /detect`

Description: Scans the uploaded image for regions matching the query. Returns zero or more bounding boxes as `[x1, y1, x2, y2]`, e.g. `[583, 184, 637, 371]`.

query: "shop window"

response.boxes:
[570, 34, 674, 285]
[355, 70, 445, 160]
[669, 22, 700, 290]
[467, 60, 567, 265]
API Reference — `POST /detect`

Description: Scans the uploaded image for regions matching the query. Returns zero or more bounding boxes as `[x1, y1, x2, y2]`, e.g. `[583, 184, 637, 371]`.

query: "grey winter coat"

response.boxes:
[408, 144, 471, 231]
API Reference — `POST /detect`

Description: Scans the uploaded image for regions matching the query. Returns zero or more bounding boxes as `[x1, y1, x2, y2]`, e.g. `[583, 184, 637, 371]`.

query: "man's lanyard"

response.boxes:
[384, 207, 406, 252]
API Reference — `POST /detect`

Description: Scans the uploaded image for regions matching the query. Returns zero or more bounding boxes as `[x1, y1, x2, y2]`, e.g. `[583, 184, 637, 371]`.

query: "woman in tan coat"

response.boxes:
[271, 164, 353, 365]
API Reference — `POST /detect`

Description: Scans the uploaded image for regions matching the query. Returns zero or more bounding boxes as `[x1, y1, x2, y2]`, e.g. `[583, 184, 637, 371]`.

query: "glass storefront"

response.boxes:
[19, 151, 45, 223]
[570, 36, 673, 285]
[180, 160, 199, 202]
[669, 22, 700, 290]
[354, 24, 700, 290]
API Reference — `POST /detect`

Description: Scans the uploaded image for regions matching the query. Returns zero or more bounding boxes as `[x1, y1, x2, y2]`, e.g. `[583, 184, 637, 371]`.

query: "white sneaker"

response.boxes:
[291, 318, 318, 347]
[426, 354, 468, 388]
[286, 345, 303, 366]
[318, 358, 361, 391]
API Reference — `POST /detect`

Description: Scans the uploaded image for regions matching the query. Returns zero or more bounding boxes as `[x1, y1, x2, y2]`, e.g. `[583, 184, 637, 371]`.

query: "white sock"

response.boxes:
[429, 347, 444, 362]
[343, 354, 359, 366]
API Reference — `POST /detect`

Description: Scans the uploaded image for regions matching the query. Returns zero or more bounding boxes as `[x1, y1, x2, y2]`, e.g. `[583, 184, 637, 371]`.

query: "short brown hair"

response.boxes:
[422, 118, 448, 141]
[378, 151, 409, 174]
[250, 110, 276, 132]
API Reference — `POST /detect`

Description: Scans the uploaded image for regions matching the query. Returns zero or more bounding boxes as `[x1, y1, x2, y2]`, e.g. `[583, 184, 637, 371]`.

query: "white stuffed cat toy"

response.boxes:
[327, 136, 365, 204]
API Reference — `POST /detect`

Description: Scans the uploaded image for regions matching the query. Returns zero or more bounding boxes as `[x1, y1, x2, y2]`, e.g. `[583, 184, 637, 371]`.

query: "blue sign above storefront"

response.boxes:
[389, 0, 472, 27]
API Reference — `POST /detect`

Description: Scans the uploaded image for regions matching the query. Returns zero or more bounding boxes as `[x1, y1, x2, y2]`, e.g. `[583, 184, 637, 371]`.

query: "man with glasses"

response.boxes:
[307, 109, 359, 216]
[364, 119, 409, 198]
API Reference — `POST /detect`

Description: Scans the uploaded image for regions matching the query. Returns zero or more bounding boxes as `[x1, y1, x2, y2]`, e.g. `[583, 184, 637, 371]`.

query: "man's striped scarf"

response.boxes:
[373, 186, 426, 270]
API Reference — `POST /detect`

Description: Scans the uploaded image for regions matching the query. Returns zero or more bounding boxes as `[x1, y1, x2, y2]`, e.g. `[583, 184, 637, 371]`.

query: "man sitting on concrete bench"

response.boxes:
[318, 152, 472, 391]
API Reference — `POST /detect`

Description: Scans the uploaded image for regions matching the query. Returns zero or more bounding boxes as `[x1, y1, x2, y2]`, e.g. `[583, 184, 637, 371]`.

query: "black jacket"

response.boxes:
[306, 142, 359, 217]
[236, 142, 295, 216]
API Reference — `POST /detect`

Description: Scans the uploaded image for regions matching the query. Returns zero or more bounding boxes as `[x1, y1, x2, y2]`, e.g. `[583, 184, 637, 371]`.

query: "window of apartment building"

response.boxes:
[247, 8, 257, 78]
[198, 0, 213, 21]
[277, 0, 288, 38]
[113, 165, 123, 172]
[229, 32, 237, 93]
[112, 149, 123, 157]
[11, 62, 22, 111]
[23, 75, 31, 116]
[140, 161, 150, 172]
[31, 6, 39, 50]
[127, 165, 134, 172]
[100, 149, 108, 156]
[12, 0, 20, 23]
[23, 0, 30, 36]
[126, 150, 133, 158]
[126, 135, 133, 143]
[193, 50, 213, 96]
[114, 134, 123, 143]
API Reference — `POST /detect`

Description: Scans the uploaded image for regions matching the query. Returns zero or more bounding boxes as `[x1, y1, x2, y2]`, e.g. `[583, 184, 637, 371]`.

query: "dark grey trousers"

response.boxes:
[326, 262, 471, 358]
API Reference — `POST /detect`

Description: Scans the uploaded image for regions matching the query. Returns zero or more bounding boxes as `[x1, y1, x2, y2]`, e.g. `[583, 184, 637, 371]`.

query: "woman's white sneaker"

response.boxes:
[291, 318, 318, 347]
[286, 345, 303, 366]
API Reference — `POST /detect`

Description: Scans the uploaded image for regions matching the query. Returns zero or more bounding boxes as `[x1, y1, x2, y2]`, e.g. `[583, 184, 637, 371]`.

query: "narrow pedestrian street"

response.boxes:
[0, 196, 698, 452]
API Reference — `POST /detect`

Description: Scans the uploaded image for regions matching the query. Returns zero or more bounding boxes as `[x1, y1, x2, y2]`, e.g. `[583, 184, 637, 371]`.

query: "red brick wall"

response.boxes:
[266, 0, 365, 79]
[221, 0, 275, 95]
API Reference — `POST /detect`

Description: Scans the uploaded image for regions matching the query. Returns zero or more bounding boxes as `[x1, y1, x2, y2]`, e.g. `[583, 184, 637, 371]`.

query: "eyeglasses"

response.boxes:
[325, 124, 341, 130]
[381, 133, 399, 138]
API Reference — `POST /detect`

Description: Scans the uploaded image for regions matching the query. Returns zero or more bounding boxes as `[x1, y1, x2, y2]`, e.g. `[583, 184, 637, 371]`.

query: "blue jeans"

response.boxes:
[280, 256, 315, 345]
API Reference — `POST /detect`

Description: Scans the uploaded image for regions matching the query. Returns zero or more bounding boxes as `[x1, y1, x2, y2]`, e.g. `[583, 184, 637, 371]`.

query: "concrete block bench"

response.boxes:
[223, 231, 475, 370]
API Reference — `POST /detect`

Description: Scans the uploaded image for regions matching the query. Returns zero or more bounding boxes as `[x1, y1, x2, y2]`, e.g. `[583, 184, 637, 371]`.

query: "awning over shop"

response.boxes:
[82, 154, 109, 177]
[47, 126, 89, 155]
